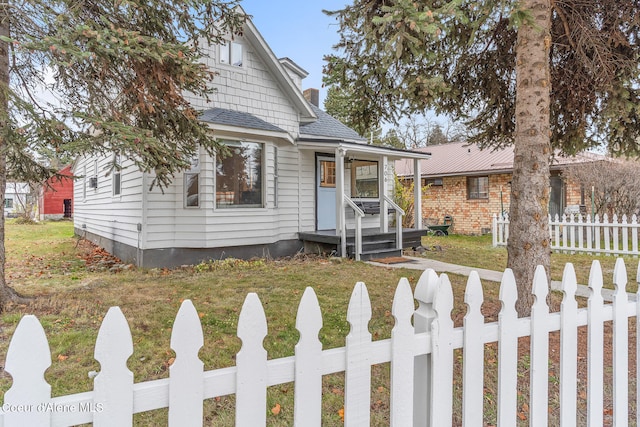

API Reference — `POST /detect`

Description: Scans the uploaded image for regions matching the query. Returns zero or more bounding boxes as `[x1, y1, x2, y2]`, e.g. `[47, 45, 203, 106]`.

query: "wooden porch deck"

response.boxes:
[298, 228, 428, 260]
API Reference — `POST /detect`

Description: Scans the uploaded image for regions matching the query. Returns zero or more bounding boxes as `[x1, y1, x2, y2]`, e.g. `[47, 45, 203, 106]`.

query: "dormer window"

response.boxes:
[220, 41, 243, 67]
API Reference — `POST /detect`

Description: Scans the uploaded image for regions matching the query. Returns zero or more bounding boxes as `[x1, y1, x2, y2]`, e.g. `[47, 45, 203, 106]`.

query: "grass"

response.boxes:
[0, 222, 637, 425]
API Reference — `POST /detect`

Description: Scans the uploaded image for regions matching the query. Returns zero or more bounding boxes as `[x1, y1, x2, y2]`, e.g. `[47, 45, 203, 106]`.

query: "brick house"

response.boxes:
[38, 165, 74, 220]
[395, 142, 605, 235]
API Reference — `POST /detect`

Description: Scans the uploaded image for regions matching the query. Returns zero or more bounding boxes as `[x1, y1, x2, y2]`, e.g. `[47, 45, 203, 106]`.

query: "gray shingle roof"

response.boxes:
[299, 104, 365, 142]
[200, 108, 287, 133]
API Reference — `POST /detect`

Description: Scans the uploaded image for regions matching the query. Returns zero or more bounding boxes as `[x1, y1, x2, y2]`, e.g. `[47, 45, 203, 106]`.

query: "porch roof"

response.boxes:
[296, 139, 432, 161]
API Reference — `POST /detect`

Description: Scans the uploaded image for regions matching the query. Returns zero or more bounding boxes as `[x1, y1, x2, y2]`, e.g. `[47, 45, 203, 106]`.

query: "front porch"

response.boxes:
[299, 228, 428, 261]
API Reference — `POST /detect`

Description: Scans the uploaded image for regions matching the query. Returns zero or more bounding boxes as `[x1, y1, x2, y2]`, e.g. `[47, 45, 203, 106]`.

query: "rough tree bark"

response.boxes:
[507, 0, 553, 317]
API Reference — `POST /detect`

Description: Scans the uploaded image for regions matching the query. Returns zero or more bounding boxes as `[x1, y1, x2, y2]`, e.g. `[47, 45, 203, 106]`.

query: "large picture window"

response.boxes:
[351, 160, 378, 198]
[467, 176, 489, 199]
[216, 141, 263, 208]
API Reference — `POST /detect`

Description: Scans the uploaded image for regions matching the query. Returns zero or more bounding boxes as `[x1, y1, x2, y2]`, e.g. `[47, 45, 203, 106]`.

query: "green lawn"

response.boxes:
[0, 222, 636, 425]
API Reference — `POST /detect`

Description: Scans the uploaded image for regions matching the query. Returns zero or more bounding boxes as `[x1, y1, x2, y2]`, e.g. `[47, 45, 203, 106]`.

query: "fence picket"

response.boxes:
[586, 215, 593, 252]
[413, 268, 439, 427]
[462, 271, 484, 427]
[430, 273, 454, 426]
[622, 215, 629, 253]
[604, 214, 611, 256]
[93, 307, 134, 427]
[587, 261, 605, 427]
[497, 269, 518, 426]
[570, 214, 576, 253]
[236, 293, 268, 427]
[595, 215, 601, 255]
[633, 215, 639, 254]
[563, 214, 569, 252]
[294, 287, 323, 427]
[3, 315, 52, 426]
[554, 214, 561, 249]
[169, 300, 204, 427]
[559, 263, 578, 427]
[636, 261, 640, 427]
[345, 282, 372, 427]
[390, 278, 416, 426]
[530, 266, 550, 427]
[612, 259, 629, 426]
[577, 214, 584, 251]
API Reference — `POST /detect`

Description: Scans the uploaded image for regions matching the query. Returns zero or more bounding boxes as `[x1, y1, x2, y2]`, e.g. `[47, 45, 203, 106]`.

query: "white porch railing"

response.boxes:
[493, 212, 640, 256]
[1, 260, 639, 425]
[383, 195, 405, 250]
[342, 195, 365, 261]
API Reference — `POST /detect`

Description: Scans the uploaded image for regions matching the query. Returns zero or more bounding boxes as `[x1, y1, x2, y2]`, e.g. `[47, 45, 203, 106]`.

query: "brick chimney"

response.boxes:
[303, 88, 319, 107]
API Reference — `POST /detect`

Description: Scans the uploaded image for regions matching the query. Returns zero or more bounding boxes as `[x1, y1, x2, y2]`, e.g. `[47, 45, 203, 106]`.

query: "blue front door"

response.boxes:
[317, 156, 336, 230]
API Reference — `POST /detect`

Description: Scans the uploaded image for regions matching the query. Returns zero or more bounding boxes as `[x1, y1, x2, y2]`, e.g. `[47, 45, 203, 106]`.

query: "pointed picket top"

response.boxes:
[296, 287, 323, 338]
[622, 214, 628, 224]
[603, 213, 609, 224]
[294, 287, 323, 427]
[4, 315, 52, 425]
[392, 277, 415, 325]
[464, 271, 483, 311]
[588, 260, 604, 298]
[499, 268, 518, 314]
[169, 300, 204, 427]
[561, 263, 578, 303]
[594, 214, 600, 224]
[613, 258, 628, 293]
[238, 292, 268, 344]
[613, 213, 619, 224]
[95, 307, 134, 371]
[586, 214, 592, 223]
[415, 268, 438, 305]
[94, 306, 134, 427]
[433, 273, 454, 320]
[554, 213, 560, 222]
[5, 315, 51, 389]
[170, 299, 204, 356]
[532, 265, 549, 303]
[347, 281, 372, 334]
[633, 214, 638, 225]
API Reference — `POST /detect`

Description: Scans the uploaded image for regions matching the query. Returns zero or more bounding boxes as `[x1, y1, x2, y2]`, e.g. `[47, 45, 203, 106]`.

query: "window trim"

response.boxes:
[215, 140, 265, 209]
[319, 160, 336, 188]
[113, 155, 122, 197]
[467, 176, 489, 200]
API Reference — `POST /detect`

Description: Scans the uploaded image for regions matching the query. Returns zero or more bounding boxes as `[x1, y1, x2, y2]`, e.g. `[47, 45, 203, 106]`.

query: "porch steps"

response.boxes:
[346, 237, 401, 260]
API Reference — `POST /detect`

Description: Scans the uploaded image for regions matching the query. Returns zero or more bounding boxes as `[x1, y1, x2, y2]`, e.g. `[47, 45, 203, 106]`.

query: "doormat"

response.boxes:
[372, 256, 414, 264]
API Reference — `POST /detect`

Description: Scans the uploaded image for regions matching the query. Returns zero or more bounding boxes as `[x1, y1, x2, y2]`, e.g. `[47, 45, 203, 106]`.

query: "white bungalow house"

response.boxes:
[73, 10, 430, 268]
[4, 182, 32, 218]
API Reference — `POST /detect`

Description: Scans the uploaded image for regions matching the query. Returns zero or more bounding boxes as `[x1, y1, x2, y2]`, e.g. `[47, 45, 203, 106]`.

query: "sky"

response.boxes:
[238, 0, 350, 106]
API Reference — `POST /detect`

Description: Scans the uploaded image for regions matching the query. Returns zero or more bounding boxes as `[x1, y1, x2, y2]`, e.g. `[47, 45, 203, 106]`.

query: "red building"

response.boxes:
[39, 165, 74, 220]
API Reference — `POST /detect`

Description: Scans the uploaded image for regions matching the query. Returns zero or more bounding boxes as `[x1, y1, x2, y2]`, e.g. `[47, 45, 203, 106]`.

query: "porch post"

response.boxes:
[414, 158, 422, 230]
[379, 156, 389, 233]
[336, 148, 346, 256]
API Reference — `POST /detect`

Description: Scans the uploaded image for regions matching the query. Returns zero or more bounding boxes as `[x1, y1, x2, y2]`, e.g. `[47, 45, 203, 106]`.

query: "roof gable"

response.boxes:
[299, 104, 366, 143]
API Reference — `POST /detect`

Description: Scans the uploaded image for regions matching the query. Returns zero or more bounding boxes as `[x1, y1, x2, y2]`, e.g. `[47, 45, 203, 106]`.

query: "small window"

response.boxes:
[467, 176, 489, 199]
[351, 160, 379, 198]
[216, 141, 263, 208]
[220, 41, 243, 67]
[113, 155, 121, 196]
[319, 160, 336, 188]
[424, 178, 443, 187]
[185, 153, 200, 207]
[4, 198, 13, 209]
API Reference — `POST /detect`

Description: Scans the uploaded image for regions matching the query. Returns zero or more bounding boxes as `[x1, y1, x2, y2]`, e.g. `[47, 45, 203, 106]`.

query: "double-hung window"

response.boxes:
[184, 153, 200, 207]
[467, 176, 489, 199]
[220, 41, 243, 67]
[216, 141, 263, 208]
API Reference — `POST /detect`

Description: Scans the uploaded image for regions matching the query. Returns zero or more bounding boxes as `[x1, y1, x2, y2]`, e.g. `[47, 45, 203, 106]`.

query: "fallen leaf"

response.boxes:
[338, 408, 344, 421]
[271, 403, 281, 415]
[517, 412, 527, 421]
[57, 354, 69, 361]
[522, 402, 529, 413]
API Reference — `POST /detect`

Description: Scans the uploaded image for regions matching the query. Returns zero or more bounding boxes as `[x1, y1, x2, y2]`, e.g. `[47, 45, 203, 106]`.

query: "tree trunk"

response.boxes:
[507, 0, 552, 317]
[0, 7, 26, 312]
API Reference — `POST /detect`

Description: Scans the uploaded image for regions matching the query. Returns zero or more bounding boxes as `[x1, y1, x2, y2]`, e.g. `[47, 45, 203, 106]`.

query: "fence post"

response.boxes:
[413, 269, 438, 427]
[236, 293, 268, 427]
[390, 278, 416, 426]
[345, 282, 372, 427]
[587, 261, 604, 425]
[430, 273, 454, 427]
[169, 300, 204, 427]
[612, 259, 629, 426]
[560, 263, 578, 427]
[294, 287, 323, 427]
[497, 269, 518, 426]
[492, 213, 498, 247]
[94, 307, 134, 427]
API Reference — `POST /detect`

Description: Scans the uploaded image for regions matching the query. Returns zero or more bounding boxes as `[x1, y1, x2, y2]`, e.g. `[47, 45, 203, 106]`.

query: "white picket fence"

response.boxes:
[493, 212, 640, 256]
[0, 259, 639, 426]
